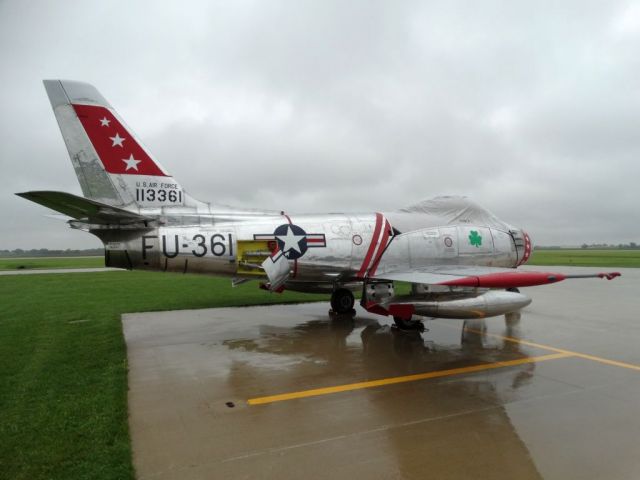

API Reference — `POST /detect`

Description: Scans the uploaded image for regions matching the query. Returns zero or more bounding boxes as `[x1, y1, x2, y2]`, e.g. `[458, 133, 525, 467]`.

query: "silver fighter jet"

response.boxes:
[18, 80, 621, 330]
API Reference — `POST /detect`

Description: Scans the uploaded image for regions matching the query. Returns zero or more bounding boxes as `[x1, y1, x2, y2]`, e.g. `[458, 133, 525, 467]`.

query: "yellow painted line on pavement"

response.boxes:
[463, 327, 640, 372]
[247, 352, 572, 405]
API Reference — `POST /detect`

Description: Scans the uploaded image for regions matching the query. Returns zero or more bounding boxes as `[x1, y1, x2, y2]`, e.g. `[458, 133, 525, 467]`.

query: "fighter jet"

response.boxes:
[17, 80, 621, 329]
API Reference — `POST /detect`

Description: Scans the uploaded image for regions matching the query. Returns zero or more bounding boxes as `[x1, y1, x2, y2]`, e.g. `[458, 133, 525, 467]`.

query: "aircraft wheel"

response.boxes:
[331, 288, 355, 314]
[506, 287, 521, 293]
[393, 316, 425, 332]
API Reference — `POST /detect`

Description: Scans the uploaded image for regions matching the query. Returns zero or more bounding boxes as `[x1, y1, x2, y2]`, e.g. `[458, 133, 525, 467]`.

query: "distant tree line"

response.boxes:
[579, 242, 638, 250]
[0, 248, 104, 258]
[536, 243, 638, 250]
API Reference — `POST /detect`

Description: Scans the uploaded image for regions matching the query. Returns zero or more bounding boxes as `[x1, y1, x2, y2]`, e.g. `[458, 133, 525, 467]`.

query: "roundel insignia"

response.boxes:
[274, 224, 308, 260]
[253, 224, 326, 261]
[444, 236, 453, 248]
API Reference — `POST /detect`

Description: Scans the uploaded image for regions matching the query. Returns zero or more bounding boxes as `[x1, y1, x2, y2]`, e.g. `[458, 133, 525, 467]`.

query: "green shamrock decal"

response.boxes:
[468, 230, 482, 247]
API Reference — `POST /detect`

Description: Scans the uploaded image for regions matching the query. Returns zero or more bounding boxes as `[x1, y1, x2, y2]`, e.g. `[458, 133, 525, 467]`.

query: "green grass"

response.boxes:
[528, 249, 640, 268]
[0, 257, 104, 270]
[1, 248, 636, 479]
[0, 271, 328, 480]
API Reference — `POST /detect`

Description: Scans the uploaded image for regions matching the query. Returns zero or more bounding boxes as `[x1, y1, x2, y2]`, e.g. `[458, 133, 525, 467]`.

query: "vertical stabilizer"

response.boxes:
[43, 80, 194, 210]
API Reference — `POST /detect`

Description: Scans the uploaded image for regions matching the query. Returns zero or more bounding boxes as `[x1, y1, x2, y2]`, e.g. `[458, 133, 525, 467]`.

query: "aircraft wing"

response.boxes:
[373, 266, 621, 288]
[16, 190, 154, 225]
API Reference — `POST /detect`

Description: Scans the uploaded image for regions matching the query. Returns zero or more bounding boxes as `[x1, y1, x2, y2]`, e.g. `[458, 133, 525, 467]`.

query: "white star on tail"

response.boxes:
[276, 225, 305, 255]
[122, 154, 141, 171]
[99, 117, 111, 127]
[110, 133, 126, 147]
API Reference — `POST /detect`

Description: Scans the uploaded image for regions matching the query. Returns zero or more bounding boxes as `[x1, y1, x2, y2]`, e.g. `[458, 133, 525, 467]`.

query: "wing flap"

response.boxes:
[16, 190, 153, 225]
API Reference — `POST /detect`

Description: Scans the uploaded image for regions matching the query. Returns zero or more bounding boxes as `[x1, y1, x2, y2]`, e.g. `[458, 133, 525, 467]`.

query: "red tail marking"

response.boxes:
[357, 213, 383, 278]
[73, 104, 167, 177]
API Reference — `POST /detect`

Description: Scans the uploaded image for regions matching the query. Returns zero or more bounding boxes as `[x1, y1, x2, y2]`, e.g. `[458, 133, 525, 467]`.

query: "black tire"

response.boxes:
[331, 288, 355, 314]
[393, 316, 425, 332]
[506, 287, 520, 293]
[393, 316, 412, 329]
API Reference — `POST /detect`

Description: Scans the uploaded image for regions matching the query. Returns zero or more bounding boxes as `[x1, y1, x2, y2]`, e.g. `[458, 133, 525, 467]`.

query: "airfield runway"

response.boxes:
[123, 267, 639, 480]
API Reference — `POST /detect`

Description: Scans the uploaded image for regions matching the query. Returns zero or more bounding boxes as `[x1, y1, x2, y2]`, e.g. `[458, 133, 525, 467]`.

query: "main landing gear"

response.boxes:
[392, 316, 426, 332]
[330, 288, 355, 314]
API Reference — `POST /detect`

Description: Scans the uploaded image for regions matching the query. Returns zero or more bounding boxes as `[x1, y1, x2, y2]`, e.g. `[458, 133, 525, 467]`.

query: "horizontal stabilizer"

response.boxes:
[16, 190, 154, 225]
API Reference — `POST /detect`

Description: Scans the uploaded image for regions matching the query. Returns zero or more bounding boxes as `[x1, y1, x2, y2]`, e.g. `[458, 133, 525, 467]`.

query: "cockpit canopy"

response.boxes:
[387, 196, 512, 233]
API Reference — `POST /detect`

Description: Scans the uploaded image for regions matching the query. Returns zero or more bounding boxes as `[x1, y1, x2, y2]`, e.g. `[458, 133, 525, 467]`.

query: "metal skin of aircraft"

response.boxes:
[17, 80, 621, 330]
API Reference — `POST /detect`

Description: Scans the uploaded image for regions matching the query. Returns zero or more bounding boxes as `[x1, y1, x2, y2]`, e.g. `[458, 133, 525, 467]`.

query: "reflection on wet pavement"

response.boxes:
[123, 267, 640, 480]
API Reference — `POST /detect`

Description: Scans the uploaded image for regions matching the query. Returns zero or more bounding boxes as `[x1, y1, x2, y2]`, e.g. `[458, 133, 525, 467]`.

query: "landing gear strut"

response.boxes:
[393, 316, 425, 332]
[330, 288, 355, 314]
[505, 287, 522, 327]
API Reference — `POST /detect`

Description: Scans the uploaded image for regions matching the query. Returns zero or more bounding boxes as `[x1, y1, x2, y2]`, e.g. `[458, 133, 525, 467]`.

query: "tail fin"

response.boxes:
[44, 80, 193, 209]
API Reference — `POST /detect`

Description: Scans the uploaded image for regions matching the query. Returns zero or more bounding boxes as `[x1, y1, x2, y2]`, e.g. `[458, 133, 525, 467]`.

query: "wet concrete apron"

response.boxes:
[123, 267, 640, 480]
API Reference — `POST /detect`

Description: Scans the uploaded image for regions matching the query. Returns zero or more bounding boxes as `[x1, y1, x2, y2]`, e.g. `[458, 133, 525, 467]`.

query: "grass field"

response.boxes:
[0, 271, 327, 480]
[528, 249, 640, 268]
[0, 257, 105, 270]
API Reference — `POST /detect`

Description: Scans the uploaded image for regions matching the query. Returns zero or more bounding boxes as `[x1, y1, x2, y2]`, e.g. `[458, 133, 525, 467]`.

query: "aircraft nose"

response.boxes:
[512, 229, 533, 266]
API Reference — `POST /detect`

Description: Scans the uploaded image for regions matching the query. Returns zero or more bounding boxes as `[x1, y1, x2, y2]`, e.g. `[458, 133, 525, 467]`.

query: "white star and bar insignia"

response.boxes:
[254, 224, 326, 260]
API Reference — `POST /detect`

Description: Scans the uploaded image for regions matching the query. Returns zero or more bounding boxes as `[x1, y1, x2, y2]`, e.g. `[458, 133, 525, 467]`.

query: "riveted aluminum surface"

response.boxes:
[28, 80, 545, 322]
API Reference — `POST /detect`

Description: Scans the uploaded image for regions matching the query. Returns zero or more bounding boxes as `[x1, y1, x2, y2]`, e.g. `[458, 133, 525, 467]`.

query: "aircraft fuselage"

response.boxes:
[97, 212, 524, 292]
[29, 80, 621, 325]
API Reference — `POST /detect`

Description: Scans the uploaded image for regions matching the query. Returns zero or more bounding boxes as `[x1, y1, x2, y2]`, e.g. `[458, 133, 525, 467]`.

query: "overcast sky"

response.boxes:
[1, 0, 639, 249]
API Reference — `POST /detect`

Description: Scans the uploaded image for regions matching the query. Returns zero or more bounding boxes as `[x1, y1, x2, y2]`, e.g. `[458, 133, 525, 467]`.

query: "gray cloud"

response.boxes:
[1, 0, 639, 249]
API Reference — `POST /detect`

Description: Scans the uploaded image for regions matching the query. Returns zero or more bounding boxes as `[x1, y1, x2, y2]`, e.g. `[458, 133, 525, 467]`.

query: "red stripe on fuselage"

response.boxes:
[367, 220, 391, 277]
[357, 213, 383, 279]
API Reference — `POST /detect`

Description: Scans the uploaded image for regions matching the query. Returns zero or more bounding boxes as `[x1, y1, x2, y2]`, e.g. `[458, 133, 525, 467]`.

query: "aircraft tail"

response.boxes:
[43, 80, 196, 210]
